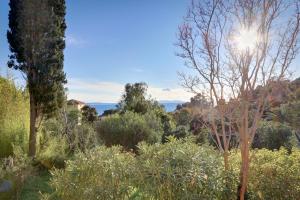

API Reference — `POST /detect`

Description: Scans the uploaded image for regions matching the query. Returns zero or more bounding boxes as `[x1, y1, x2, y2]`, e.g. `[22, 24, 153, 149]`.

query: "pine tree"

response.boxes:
[7, 0, 67, 156]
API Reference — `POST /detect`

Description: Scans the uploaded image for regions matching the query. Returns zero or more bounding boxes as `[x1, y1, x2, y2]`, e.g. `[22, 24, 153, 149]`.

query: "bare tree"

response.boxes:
[176, 0, 300, 199]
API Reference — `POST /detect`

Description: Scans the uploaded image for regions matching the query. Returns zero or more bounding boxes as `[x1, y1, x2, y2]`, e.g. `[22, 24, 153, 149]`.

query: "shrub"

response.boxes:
[81, 105, 98, 123]
[135, 138, 236, 199]
[40, 110, 99, 151]
[230, 148, 300, 199]
[37, 134, 68, 169]
[48, 139, 237, 200]
[252, 121, 295, 150]
[173, 108, 192, 126]
[162, 125, 191, 143]
[249, 148, 300, 199]
[47, 140, 300, 200]
[71, 123, 99, 152]
[96, 111, 163, 150]
[49, 146, 136, 200]
[0, 145, 34, 199]
[0, 77, 29, 157]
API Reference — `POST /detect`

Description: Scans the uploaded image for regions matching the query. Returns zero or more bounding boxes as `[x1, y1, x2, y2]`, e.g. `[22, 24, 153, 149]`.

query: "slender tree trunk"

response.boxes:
[29, 94, 37, 157]
[238, 139, 250, 200]
[224, 150, 229, 171]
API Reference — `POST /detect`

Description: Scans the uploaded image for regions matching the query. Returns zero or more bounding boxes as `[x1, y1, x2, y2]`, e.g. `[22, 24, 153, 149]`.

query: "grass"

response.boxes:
[20, 170, 53, 200]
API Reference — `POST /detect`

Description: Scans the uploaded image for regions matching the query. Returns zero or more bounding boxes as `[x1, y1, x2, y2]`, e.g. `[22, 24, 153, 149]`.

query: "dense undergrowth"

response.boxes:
[1, 77, 300, 200]
[44, 139, 300, 200]
[0, 77, 29, 158]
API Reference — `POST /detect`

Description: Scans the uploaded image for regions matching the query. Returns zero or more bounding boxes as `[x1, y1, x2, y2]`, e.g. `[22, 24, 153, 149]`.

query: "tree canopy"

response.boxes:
[7, 0, 67, 156]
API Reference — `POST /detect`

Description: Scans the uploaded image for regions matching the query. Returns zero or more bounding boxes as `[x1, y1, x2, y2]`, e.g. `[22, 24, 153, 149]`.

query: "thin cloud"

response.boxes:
[162, 88, 171, 91]
[66, 35, 87, 47]
[66, 78, 193, 103]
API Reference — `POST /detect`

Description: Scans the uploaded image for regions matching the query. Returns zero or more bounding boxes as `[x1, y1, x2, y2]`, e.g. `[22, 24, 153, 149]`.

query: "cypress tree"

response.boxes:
[7, 0, 67, 156]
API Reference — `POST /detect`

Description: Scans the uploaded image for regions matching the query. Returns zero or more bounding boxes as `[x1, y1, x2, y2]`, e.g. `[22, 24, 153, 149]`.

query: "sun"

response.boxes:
[233, 25, 260, 52]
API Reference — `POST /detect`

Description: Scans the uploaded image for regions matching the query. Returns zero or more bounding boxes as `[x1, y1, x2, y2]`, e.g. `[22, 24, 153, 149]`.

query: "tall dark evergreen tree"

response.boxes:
[7, 0, 67, 156]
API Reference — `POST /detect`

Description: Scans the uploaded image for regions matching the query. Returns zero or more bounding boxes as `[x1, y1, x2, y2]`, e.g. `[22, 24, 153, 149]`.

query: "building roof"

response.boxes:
[67, 99, 85, 105]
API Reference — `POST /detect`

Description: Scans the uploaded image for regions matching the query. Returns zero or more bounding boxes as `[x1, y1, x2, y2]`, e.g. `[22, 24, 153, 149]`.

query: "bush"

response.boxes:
[40, 111, 99, 156]
[37, 134, 68, 169]
[49, 146, 136, 200]
[162, 125, 191, 143]
[230, 148, 300, 199]
[47, 141, 300, 200]
[173, 108, 192, 126]
[135, 138, 236, 199]
[48, 139, 237, 200]
[252, 121, 295, 150]
[96, 111, 163, 150]
[250, 148, 300, 199]
[0, 77, 29, 157]
[0, 145, 34, 199]
[71, 123, 99, 152]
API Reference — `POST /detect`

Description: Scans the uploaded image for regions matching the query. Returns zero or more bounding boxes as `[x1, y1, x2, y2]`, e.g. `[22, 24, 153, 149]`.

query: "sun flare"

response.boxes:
[233, 25, 260, 52]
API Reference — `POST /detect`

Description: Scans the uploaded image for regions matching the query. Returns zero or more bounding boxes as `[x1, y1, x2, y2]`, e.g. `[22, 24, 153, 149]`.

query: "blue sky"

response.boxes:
[1, 0, 299, 102]
[0, 0, 194, 102]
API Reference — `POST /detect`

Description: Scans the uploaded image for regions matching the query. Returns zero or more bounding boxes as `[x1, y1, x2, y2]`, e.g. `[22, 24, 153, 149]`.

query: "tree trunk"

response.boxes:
[224, 150, 229, 171]
[238, 140, 250, 200]
[29, 94, 37, 157]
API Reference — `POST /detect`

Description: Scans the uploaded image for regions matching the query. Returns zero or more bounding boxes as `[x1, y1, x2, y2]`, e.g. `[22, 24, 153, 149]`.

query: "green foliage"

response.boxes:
[81, 105, 98, 123]
[50, 146, 136, 200]
[154, 108, 176, 133]
[0, 77, 29, 157]
[46, 139, 300, 200]
[41, 106, 99, 152]
[70, 123, 99, 152]
[135, 138, 236, 199]
[38, 111, 99, 168]
[162, 125, 191, 143]
[173, 108, 192, 126]
[176, 93, 210, 111]
[38, 134, 68, 169]
[20, 171, 54, 200]
[118, 82, 150, 114]
[230, 148, 300, 199]
[116, 82, 175, 141]
[7, 0, 67, 156]
[273, 101, 300, 143]
[276, 101, 300, 130]
[96, 111, 163, 150]
[48, 139, 237, 200]
[7, 0, 67, 118]
[0, 145, 34, 199]
[102, 109, 118, 116]
[252, 121, 295, 150]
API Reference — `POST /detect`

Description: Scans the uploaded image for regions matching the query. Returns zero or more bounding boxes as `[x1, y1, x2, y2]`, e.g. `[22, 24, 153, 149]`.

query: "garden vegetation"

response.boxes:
[1, 0, 300, 199]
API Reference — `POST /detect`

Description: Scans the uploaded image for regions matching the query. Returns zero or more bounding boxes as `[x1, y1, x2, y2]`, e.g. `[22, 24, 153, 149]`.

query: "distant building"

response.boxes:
[67, 99, 86, 111]
[67, 99, 86, 125]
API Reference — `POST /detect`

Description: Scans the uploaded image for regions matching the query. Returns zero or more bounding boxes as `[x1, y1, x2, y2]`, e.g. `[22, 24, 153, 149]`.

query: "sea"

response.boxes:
[88, 102, 182, 115]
